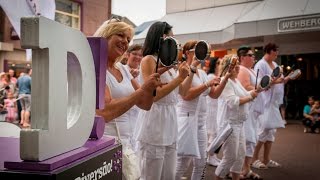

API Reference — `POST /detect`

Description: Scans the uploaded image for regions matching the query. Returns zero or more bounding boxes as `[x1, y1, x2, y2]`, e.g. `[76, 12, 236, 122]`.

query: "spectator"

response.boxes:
[303, 96, 320, 133]
[16, 68, 32, 128]
[8, 68, 17, 84]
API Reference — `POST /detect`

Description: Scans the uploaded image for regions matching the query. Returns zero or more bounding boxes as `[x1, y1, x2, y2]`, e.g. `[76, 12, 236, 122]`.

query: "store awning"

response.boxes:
[133, 0, 320, 45]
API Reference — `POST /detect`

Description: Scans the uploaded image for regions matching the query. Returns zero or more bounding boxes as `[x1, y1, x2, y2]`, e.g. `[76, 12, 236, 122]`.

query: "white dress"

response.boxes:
[133, 61, 179, 146]
[104, 62, 138, 148]
[254, 59, 284, 130]
[176, 69, 209, 158]
[239, 66, 264, 143]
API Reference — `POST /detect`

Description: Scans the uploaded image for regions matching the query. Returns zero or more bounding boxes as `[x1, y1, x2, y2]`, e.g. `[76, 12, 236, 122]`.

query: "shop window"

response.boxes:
[55, 0, 81, 30]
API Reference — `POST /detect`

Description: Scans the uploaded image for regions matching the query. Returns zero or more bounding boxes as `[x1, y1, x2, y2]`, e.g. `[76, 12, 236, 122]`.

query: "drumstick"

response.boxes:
[153, 37, 164, 96]
[285, 64, 295, 77]
[255, 69, 259, 89]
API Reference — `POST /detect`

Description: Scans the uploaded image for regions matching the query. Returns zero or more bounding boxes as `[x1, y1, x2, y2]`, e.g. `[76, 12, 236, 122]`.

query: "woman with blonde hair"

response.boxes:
[94, 18, 165, 158]
[214, 54, 259, 180]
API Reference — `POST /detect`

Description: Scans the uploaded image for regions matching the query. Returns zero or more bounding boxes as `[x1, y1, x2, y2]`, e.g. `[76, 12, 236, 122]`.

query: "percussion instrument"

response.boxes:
[271, 66, 281, 78]
[158, 36, 179, 67]
[259, 75, 272, 90]
[288, 69, 301, 80]
[194, 40, 210, 61]
[220, 55, 238, 77]
[154, 36, 179, 96]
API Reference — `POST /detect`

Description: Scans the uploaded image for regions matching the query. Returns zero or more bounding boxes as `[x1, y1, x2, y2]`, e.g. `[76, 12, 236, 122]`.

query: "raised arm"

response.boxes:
[209, 73, 231, 99]
[141, 56, 189, 102]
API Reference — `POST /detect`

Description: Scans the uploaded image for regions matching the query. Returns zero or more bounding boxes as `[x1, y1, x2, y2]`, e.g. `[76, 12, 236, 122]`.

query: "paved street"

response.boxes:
[184, 120, 320, 180]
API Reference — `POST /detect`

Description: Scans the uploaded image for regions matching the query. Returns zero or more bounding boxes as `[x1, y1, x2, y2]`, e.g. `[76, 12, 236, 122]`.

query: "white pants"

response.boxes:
[139, 143, 177, 180]
[258, 128, 277, 142]
[176, 156, 206, 180]
[245, 141, 256, 157]
[215, 123, 245, 178]
[176, 114, 207, 180]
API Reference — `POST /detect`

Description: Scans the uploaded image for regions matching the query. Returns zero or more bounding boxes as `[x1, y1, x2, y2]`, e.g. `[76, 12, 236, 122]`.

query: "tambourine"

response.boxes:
[271, 66, 281, 78]
[288, 69, 301, 80]
[220, 55, 238, 77]
[259, 75, 272, 90]
[158, 36, 179, 67]
[194, 40, 210, 61]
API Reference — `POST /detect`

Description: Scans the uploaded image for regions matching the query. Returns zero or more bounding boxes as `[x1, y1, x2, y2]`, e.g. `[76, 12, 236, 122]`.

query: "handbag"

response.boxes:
[115, 120, 141, 180]
[207, 123, 233, 155]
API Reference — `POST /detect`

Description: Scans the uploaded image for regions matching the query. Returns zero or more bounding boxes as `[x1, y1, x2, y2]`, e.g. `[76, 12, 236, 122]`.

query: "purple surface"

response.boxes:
[2, 136, 115, 171]
[89, 116, 105, 139]
[87, 37, 107, 140]
[87, 37, 107, 110]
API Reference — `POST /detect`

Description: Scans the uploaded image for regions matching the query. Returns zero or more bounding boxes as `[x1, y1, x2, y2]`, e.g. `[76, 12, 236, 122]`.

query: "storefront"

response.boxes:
[133, 0, 320, 119]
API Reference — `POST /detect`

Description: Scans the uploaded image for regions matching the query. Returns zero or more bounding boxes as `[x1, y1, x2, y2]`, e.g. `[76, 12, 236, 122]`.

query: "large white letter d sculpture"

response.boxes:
[20, 16, 96, 161]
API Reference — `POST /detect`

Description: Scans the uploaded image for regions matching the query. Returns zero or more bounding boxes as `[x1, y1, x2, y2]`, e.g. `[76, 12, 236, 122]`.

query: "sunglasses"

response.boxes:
[246, 53, 255, 57]
[107, 16, 122, 24]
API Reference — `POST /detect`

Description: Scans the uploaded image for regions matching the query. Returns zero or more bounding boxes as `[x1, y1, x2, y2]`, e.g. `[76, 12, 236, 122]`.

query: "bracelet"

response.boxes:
[190, 65, 197, 73]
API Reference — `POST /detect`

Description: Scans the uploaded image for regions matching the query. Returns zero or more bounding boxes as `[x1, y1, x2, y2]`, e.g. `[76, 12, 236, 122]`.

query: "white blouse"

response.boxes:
[105, 62, 137, 147]
[217, 78, 250, 130]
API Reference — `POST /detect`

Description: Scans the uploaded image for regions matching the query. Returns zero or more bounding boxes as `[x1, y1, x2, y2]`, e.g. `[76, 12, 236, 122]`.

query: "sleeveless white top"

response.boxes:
[105, 62, 137, 147]
[133, 56, 179, 146]
[176, 69, 209, 116]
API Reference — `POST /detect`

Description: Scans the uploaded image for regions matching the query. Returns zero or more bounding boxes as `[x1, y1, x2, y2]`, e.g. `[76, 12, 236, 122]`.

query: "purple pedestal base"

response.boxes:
[0, 136, 122, 180]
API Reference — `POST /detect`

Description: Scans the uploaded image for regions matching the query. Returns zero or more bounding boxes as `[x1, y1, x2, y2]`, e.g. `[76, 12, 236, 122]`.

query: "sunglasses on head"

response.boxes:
[107, 16, 122, 24]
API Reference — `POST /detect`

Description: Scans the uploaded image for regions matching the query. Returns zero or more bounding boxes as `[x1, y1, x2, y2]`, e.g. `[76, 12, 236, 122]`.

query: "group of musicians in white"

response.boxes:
[94, 20, 298, 180]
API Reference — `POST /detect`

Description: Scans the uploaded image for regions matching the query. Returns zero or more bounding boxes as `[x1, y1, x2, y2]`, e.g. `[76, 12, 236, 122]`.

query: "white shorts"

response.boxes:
[258, 128, 277, 142]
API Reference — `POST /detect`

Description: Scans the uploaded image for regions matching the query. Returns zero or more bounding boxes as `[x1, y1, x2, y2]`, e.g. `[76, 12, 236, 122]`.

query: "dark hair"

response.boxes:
[237, 46, 251, 58]
[143, 21, 172, 56]
[308, 96, 315, 100]
[263, 43, 279, 54]
[207, 57, 219, 74]
[25, 68, 32, 74]
[127, 44, 142, 53]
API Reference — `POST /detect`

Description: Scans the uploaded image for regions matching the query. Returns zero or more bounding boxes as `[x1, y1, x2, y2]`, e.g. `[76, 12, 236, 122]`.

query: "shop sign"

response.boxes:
[278, 15, 320, 32]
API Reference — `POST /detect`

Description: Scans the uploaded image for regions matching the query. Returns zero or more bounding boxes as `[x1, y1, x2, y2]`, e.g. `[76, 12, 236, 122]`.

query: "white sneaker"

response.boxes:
[207, 155, 220, 166]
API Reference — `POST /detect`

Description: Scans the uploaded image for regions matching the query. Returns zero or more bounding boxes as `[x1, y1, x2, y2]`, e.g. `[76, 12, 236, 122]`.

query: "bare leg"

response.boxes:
[231, 172, 240, 180]
[262, 141, 272, 164]
[242, 156, 251, 175]
[23, 111, 30, 127]
[252, 141, 264, 162]
[214, 175, 223, 180]
[20, 110, 25, 125]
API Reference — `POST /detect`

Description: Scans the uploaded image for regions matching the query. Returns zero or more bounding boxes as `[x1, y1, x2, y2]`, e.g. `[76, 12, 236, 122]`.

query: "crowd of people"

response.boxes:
[3, 17, 312, 179]
[91, 18, 305, 180]
[0, 68, 31, 128]
[0, 68, 32, 128]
